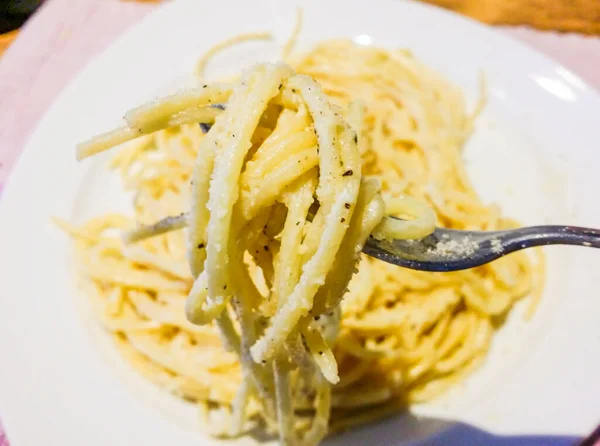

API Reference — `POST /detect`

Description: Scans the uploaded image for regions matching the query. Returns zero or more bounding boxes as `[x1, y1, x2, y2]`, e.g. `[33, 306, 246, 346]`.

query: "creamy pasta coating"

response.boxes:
[63, 38, 542, 445]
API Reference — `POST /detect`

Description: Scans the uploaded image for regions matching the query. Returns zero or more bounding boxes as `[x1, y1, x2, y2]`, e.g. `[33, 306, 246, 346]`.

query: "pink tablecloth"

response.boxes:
[0, 0, 599, 444]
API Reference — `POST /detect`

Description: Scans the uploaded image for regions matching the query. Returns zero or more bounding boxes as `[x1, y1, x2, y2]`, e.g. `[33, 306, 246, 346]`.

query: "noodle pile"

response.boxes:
[60, 39, 542, 445]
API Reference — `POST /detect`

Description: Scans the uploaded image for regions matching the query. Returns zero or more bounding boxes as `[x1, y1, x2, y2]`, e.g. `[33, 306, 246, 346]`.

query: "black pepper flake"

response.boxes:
[301, 334, 308, 349]
[296, 221, 301, 225]
[292, 89, 296, 93]
[262, 360, 266, 364]
[278, 83, 282, 89]
[197, 243, 205, 249]
[232, 134, 236, 138]
[344, 203, 351, 209]
[264, 246, 269, 252]
[353, 134, 358, 144]
[314, 315, 320, 321]
[342, 169, 353, 177]
[385, 300, 395, 309]
[341, 218, 346, 223]
[223, 285, 227, 290]
[318, 351, 323, 355]
[203, 84, 207, 88]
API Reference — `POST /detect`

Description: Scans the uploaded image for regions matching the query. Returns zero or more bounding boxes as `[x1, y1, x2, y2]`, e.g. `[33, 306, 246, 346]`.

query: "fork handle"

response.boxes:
[501, 225, 600, 252]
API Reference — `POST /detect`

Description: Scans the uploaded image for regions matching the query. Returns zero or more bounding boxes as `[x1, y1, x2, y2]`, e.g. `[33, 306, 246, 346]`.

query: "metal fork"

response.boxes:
[123, 206, 600, 272]
[363, 223, 600, 272]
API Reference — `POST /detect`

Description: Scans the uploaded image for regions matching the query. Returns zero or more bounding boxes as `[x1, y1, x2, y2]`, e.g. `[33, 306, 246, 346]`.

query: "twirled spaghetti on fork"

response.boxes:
[62, 37, 541, 445]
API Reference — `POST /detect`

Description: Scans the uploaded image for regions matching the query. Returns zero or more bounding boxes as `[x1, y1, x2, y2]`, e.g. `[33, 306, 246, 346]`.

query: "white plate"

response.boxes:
[1, 0, 599, 444]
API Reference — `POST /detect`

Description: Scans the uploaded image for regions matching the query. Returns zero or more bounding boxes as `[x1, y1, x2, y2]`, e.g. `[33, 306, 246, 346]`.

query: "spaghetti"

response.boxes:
[64, 37, 541, 445]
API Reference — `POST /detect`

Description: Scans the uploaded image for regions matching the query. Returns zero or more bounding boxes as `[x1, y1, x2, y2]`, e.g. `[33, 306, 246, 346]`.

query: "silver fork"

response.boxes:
[364, 223, 600, 272]
[123, 208, 600, 272]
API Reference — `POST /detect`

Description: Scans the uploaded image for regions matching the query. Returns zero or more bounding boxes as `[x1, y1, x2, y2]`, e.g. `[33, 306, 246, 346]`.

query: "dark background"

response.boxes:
[0, 0, 44, 33]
